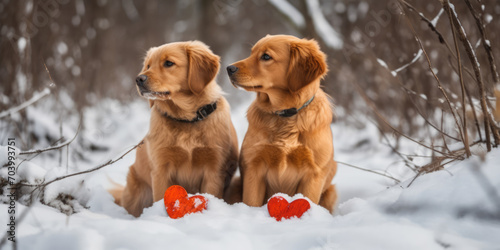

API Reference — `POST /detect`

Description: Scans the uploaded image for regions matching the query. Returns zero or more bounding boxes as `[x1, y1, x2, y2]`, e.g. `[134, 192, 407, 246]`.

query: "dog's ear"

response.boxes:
[287, 39, 328, 92]
[186, 42, 220, 95]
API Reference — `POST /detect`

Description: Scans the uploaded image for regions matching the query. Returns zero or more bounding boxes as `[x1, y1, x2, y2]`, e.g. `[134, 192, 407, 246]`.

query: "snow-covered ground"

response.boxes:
[1, 97, 500, 250]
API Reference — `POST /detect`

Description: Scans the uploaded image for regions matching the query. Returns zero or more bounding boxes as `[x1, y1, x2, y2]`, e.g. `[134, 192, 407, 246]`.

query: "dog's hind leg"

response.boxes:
[223, 176, 242, 204]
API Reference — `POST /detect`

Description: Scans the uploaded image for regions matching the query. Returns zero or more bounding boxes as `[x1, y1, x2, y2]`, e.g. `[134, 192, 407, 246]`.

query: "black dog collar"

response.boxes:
[275, 96, 315, 118]
[162, 101, 218, 123]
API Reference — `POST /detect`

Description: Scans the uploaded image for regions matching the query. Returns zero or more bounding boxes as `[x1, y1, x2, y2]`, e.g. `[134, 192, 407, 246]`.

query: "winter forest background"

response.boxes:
[2, 0, 500, 149]
[1, 0, 500, 249]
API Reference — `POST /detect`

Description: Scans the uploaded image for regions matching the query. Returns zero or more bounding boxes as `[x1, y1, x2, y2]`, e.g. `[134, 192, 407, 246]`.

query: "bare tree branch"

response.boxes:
[19, 123, 81, 155]
[446, 1, 471, 157]
[464, 0, 499, 84]
[401, 1, 468, 155]
[336, 160, 401, 183]
[441, 0, 495, 150]
[0, 88, 51, 119]
[23, 141, 144, 194]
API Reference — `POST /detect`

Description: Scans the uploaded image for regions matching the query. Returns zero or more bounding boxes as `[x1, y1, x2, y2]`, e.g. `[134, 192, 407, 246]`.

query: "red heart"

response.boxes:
[267, 196, 311, 221]
[163, 185, 207, 219]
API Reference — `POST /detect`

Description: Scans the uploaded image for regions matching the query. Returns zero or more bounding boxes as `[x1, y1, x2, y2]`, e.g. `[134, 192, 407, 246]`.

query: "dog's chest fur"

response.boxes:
[145, 111, 229, 193]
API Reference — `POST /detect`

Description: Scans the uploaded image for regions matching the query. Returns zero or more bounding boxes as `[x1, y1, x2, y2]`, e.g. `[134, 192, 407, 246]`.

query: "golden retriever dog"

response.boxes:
[226, 35, 337, 212]
[111, 41, 238, 217]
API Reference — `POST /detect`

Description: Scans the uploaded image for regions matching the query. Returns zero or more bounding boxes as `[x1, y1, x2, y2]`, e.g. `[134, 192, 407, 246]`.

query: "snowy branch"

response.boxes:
[442, 0, 498, 150]
[268, 0, 305, 29]
[0, 88, 51, 119]
[464, 0, 499, 84]
[377, 5, 444, 77]
[305, 0, 343, 50]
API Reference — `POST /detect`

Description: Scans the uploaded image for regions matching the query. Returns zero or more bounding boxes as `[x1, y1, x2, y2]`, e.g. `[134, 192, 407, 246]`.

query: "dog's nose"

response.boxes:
[226, 65, 239, 76]
[136, 75, 148, 87]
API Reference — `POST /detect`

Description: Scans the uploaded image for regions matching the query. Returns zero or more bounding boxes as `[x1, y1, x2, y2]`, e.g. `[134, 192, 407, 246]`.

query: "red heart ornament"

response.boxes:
[267, 196, 311, 221]
[163, 185, 207, 219]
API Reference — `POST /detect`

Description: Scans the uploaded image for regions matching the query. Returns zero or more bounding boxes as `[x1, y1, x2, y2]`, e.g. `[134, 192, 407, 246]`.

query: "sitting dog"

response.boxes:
[226, 35, 337, 212]
[112, 41, 238, 217]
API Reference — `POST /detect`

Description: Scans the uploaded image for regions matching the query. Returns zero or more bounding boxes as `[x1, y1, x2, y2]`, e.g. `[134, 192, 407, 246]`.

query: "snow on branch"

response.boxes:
[376, 7, 445, 77]
[268, 0, 305, 29]
[305, 0, 343, 50]
[0, 88, 51, 119]
[392, 49, 423, 76]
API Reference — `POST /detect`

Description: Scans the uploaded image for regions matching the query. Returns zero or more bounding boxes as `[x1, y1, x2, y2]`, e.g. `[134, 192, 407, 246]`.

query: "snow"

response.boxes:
[268, 0, 305, 29]
[16, 161, 46, 185]
[1, 98, 500, 249]
[193, 198, 203, 208]
[485, 14, 493, 24]
[306, 0, 343, 50]
[17, 38, 27, 53]
[57, 42, 68, 55]
[449, 3, 481, 70]
[392, 48, 423, 76]
[376, 49, 423, 77]
[430, 8, 444, 26]
[0, 88, 51, 119]
[376, 58, 389, 70]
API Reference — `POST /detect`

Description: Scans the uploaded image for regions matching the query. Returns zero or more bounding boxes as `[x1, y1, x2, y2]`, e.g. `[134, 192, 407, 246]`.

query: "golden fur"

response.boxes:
[495, 88, 500, 122]
[112, 41, 238, 217]
[227, 35, 337, 212]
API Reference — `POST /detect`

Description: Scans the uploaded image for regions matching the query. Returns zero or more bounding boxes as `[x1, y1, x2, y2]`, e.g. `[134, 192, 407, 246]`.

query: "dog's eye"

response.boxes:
[147, 65, 150, 69]
[164, 61, 174, 67]
[261, 53, 272, 61]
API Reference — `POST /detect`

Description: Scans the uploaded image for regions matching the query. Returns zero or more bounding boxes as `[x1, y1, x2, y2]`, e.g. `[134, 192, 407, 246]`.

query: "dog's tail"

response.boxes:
[223, 176, 242, 204]
[108, 177, 124, 206]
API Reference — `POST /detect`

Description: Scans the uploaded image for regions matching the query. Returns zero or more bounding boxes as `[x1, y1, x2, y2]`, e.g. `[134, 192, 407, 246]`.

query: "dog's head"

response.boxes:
[136, 41, 220, 100]
[227, 35, 327, 93]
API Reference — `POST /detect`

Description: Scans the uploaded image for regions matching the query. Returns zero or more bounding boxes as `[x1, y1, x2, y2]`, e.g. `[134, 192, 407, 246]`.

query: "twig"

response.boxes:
[0, 203, 34, 248]
[336, 160, 401, 183]
[19, 123, 81, 155]
[464, 0, 499, 84]
[407, 157, 460, 188]
[370, 118, 418, 172]
[401, 2, 468, 155]
[400, 1, 456, 58]
[24, 141, 143, 194]
[401, 0, 496, 146]
[446, 1, 471, 157]
[16, 137, 64, 172]
[0, 88, 51, 119]
[351, 79, 449, 156]
[446, 56, 484, 141]
[404, 85, 460, 141]
[441, 0, 493, 151]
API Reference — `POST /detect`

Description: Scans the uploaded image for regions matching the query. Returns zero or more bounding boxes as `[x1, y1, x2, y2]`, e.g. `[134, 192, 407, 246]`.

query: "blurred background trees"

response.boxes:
[1, 0, 500, 157]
